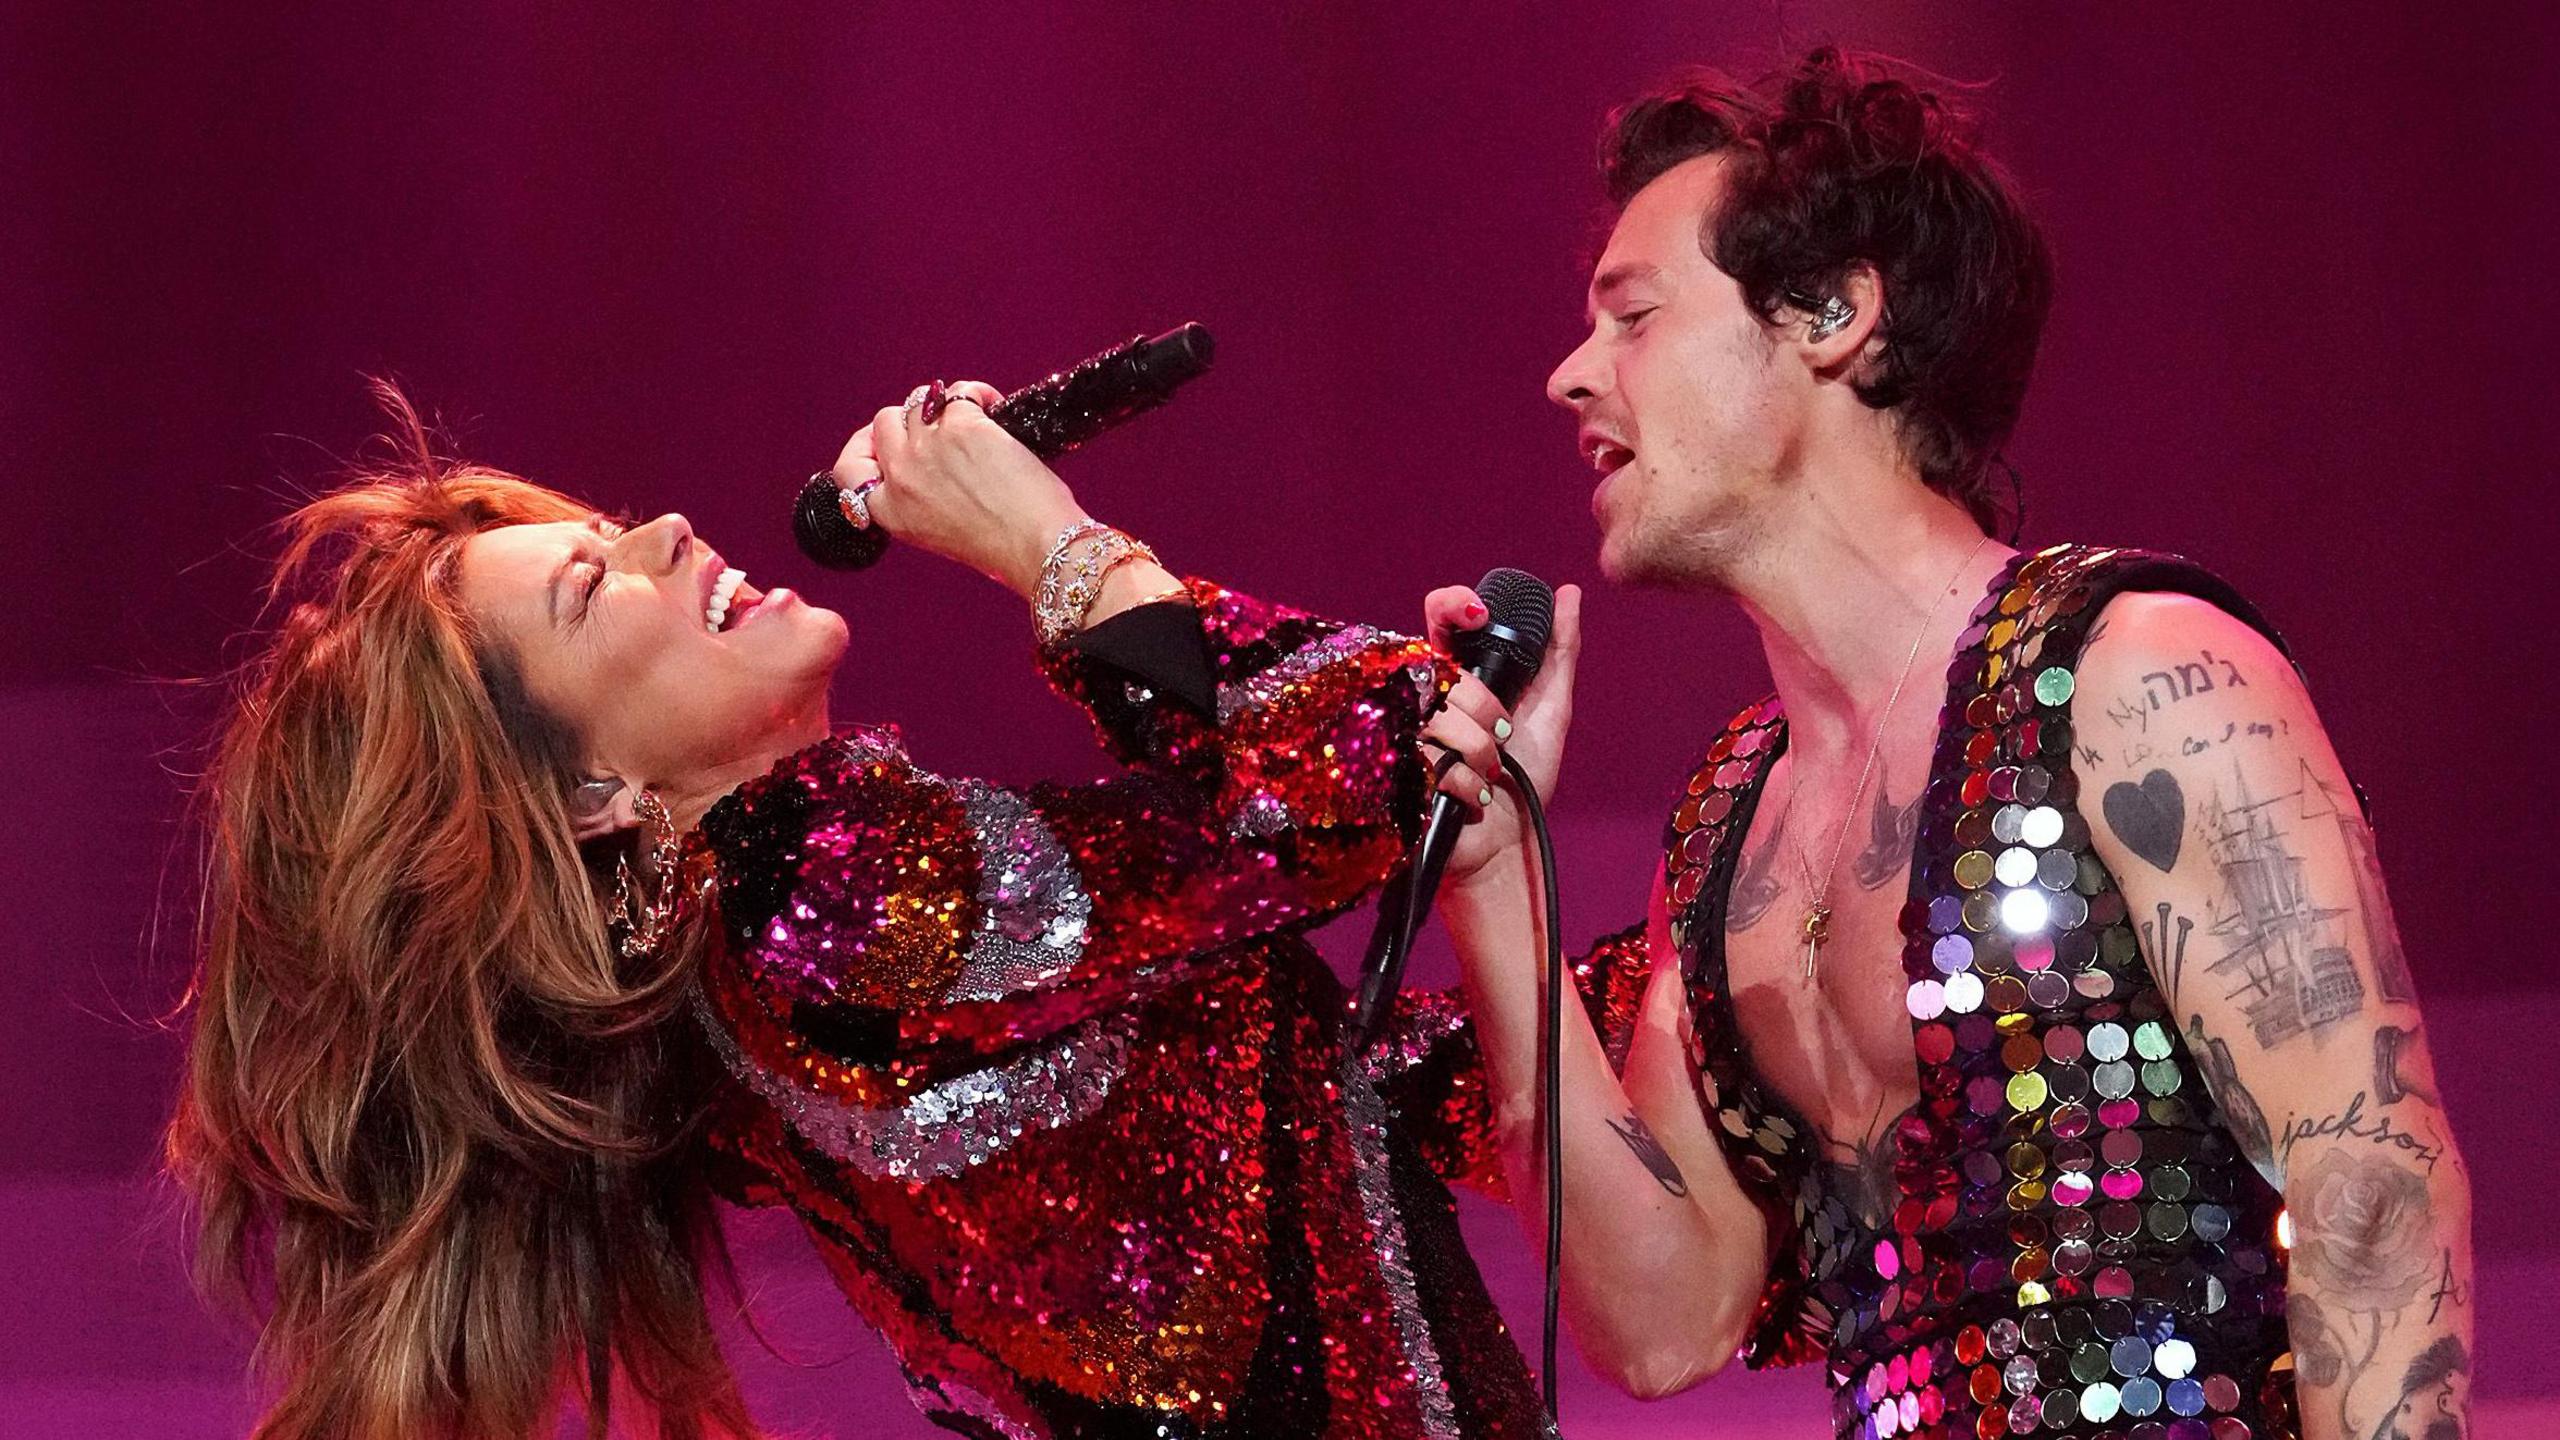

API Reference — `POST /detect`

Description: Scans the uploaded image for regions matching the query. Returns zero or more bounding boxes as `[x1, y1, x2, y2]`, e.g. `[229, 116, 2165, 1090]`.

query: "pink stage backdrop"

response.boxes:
[4, 2, 2553, 1434]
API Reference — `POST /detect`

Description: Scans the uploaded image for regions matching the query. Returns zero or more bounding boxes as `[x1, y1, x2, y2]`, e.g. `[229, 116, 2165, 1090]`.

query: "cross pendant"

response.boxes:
[1802, 903, 1832, 980]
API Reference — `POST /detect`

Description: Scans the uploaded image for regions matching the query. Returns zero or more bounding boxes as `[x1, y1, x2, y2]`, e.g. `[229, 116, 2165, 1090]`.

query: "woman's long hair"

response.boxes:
[165, 384, 757, 1439]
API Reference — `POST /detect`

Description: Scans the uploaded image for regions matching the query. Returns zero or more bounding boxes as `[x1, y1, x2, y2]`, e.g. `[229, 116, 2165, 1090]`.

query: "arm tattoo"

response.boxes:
[2291, 1295, 2472, 1440]
[2292, 1149, 2434, 1308]
[2277, 1090, 2445, 1176]
[2186, 1013, 2276, 1178]
[2102, 647, 2250, 733]
[2373, 1025, 2436, 1107]
[2125, 744, 2471, 1435]
[2286, 1147, 2469, 1438]
[2103, 736, 2410, 1056]
[1604, 1110, 1689, 1197]
[2140, 901, 2198, 1008]
[2100, 768, 2185, 872]
[2326, 777, 2418, 1004]
[2369, 1334, 2471, 1440]
[2425, 1249, 2468, 1326]
[2192, 760, 2368, 1049]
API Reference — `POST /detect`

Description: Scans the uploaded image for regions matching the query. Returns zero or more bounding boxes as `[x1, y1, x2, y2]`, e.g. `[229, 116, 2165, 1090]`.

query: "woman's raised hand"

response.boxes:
[1418, 581, 1583, 889]
[832, 381, 1086, 598]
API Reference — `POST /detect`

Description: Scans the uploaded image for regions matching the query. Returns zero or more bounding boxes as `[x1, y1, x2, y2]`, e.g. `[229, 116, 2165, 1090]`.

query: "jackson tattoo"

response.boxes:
[2277, 1090, 2446, 1175]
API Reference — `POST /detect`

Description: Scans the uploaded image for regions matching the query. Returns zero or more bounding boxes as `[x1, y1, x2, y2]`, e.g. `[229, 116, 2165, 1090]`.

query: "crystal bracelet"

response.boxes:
[1033, 520, 1161, 647]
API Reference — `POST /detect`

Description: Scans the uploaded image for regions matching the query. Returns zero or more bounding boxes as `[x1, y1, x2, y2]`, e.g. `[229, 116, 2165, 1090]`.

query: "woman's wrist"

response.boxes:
[1082, 560, 1185, 631]
[1001, 504, 1090, 599]
[1438, 860, 1541, 979]
[1441, 840, 1538, 915]
[1029, 521, 1172, 646]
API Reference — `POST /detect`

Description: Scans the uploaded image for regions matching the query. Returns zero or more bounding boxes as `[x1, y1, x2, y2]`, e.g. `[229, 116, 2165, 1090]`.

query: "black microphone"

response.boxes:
[794, 323, 1217, 571]
[1348, 566, 1556, 1038]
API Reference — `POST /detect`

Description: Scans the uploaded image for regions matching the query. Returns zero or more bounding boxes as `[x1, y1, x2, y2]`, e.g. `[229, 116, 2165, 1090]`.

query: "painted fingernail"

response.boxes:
[1477, 786, 1495, 807]
[1493, 717, 1513, 743]
[1465, 601, 1487, 622]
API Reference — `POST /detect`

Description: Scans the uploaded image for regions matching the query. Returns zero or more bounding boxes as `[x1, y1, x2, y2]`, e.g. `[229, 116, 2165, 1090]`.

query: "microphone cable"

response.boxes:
[1496, 747, 1567, 1428]
[1374, 749, 1568, 1425]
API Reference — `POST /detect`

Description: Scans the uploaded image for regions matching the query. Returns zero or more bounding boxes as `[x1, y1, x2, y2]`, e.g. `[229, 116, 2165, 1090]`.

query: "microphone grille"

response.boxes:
[1475, 567, 1555, 655]
[794, 473, 890, 571]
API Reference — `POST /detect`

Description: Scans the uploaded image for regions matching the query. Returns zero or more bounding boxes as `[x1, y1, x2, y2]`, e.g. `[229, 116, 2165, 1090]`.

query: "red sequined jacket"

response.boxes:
[690, 581, 1573, 1440]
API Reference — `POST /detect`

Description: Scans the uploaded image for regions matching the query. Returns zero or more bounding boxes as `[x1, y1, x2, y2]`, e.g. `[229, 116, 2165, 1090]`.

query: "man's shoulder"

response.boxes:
[2082, 589, 2264, 657]
[2018, 540, 2283, 679]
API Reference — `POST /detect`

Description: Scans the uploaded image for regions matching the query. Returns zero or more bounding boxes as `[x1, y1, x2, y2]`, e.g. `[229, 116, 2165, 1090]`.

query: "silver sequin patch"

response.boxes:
[697, 992, 1132, 1181]
[1210, 627, 1436, 842]
[1341, 1067, 1462, 1440]
[1215, 625, 1397, 723]
[1357, 989, 1471, 1087]
[836, 727, 907, 767]
[945, 781, 1094, 1002]
[905, 1373, 1040, 1440]
[1225, 788, 1296, 840]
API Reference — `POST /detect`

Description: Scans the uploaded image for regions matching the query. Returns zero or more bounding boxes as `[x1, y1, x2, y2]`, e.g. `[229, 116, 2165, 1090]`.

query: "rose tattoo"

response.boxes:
[2291, 1148, 2432, 1311]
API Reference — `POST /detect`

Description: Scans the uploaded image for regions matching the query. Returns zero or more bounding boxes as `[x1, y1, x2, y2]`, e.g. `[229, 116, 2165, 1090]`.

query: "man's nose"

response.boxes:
[1547, 335, 1603, 410]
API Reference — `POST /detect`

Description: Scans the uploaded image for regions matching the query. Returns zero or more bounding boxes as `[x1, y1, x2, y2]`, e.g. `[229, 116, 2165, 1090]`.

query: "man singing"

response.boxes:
[1412, 47, 2472, 1440]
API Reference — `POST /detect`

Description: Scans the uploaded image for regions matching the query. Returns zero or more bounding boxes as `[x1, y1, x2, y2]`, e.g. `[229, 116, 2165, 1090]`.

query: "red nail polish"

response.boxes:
[1464, 602, 1487, 622]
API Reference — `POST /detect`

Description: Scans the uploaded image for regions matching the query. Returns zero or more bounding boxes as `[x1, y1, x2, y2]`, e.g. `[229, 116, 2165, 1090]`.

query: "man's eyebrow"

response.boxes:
[1585, 263, 1661, 321]
[544, 516, 613, 627]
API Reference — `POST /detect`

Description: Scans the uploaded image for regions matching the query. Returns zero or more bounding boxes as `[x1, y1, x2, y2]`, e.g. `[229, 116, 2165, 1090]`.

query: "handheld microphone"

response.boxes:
[793, 323, 1217, 571]
[1348, 566, 1556, 1037]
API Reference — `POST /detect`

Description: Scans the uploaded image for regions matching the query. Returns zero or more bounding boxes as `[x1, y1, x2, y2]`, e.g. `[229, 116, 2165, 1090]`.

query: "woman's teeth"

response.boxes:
[705, 567, 746, 633]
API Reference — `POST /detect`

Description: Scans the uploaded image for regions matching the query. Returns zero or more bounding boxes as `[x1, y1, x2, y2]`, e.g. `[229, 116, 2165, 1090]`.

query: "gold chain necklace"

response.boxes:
[1786, 535, 1993, 981]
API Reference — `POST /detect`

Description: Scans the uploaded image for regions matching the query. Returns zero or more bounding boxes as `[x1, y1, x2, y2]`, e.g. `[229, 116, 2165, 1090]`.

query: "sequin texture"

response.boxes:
[1648, 547, 2304, 1440]
[692, 582, 1551, 1438]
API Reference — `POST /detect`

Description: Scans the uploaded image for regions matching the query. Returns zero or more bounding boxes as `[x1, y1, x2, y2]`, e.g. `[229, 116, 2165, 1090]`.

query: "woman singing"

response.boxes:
[164, 379, 1578, 1440]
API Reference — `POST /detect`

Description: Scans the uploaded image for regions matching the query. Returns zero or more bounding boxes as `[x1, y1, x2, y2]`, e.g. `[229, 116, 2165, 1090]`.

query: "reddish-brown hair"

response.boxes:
[165, 384, 756, 1439]
[1601, 46, 2053, 531]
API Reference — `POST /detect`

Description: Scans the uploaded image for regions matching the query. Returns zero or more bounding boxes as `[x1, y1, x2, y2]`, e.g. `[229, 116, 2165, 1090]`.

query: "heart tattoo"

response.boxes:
[2103, 768, 2185, 872]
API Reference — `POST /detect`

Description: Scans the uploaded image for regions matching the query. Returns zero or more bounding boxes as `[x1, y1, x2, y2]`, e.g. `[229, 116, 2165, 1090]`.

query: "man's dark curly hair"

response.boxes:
[1601, 47, 2052, 532]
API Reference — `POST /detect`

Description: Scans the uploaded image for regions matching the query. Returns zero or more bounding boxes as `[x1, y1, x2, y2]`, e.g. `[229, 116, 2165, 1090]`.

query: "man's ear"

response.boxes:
[1794, 264, 1887, 378]
[567, 775, 639, 844]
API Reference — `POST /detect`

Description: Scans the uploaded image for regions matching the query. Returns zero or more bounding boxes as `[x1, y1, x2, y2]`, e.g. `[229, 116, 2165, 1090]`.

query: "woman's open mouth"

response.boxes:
[705, 567, 765, 633]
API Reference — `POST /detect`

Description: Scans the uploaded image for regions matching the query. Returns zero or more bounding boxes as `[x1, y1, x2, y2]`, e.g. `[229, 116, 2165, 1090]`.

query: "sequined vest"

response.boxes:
[1665, 545, 2302, 1440]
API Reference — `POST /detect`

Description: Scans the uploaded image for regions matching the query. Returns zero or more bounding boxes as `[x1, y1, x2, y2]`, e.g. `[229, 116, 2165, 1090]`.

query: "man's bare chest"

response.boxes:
[1712, 746, 1936, 1164]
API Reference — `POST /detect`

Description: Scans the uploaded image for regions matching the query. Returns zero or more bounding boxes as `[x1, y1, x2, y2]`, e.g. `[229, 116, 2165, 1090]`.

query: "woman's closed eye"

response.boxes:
[573, 513, 632, 623]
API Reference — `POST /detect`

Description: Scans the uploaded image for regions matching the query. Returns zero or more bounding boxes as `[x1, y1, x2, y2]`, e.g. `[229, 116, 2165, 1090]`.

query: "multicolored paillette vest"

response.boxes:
[1665, 545, 2307, 1440]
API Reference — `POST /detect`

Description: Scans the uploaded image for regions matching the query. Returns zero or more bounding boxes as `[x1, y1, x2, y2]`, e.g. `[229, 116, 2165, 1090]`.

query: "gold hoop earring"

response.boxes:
[607, 788, 686, 959]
